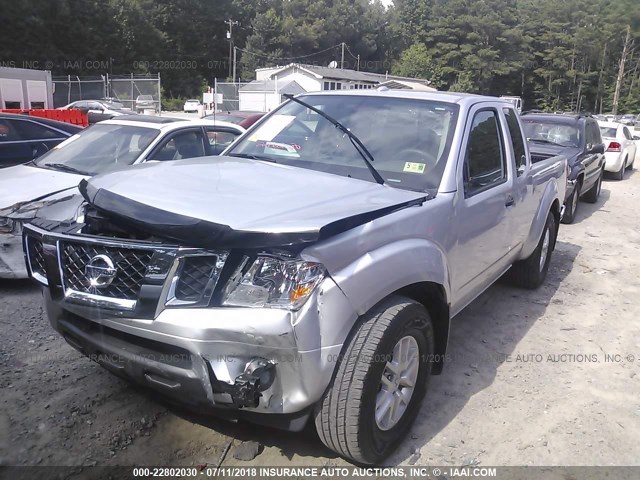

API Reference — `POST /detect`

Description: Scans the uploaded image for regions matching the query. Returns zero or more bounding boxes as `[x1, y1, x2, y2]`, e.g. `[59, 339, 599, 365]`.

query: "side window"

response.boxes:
[11, 120, 61, 140]
[623, 127, 632, 140]
[205, 128, 240, 155]
[0, 120, 19, 142]
[503, 108, 526, 175]
[149, 130, 206, 161]
[464, 110, 507, 196]
[584, 121, 594, 146]
[592, 122, 602, 144]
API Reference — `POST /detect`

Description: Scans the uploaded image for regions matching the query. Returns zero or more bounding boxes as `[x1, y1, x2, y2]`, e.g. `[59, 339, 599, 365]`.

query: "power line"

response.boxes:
[235, 43, 344, 62]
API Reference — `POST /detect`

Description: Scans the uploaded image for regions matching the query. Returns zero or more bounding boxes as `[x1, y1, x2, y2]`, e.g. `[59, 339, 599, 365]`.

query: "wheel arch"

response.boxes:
[394, 282, 450, 375]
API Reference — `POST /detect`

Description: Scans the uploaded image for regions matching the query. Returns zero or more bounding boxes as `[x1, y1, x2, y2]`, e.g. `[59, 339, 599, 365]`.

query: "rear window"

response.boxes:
[522, 120, 581, 147]
[599, 127, 617, 138]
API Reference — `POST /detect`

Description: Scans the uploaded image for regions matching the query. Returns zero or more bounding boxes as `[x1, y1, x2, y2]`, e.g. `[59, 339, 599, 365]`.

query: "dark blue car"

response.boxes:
[0, 113, 83, 168]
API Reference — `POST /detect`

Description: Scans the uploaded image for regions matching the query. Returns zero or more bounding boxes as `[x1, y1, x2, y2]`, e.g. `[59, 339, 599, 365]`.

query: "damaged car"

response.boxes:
[0, 116, 245, 278]
[24, 91, 567, 464]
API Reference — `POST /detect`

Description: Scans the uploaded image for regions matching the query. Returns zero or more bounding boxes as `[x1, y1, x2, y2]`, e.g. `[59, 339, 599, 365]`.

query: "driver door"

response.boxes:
[450, 107, 514, 313]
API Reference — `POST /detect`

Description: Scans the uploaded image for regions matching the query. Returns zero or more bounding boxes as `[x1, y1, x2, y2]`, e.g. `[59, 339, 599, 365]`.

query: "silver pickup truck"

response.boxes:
[23, 91, 567, 465]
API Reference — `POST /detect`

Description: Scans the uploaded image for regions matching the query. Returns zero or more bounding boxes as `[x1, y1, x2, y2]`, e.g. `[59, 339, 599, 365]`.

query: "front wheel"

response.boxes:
[561, 182, 580, 224]
[315, 296, 434, 465]
[510, 211, 557, 289]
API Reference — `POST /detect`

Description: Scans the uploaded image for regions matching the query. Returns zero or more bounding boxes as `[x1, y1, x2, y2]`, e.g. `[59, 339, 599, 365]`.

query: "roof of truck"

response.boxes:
[296, 89, 510, 107]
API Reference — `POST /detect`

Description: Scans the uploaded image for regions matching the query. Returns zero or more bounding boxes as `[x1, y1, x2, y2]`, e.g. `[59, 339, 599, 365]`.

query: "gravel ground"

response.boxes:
[1, 169, 639, 474]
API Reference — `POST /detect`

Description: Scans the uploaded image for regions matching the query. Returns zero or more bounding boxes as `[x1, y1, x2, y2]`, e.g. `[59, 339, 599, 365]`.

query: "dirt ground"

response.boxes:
[1, 169, 639, 474]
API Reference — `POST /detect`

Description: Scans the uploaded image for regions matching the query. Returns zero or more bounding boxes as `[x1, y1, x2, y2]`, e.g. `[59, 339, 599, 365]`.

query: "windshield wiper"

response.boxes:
[42, 163, 89, 175]
[227, 152, 277, 163]
[528, 138, 562, 146]
[283, 94, 385, 185]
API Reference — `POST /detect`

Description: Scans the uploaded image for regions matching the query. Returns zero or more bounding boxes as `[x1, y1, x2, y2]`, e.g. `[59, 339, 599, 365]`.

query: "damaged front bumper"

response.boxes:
[24, 223, 356, 430]
[0, 222, 28, 279]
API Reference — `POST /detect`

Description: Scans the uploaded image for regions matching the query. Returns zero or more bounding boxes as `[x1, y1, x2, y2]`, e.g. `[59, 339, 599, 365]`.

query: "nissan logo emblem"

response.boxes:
[85, 254, 117, 287]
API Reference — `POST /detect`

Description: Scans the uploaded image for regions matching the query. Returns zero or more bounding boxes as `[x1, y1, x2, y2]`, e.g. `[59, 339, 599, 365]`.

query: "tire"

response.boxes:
[615, 159, 626, 180]
[627, 156, 635, 170]
[560, 181, 580, 224]
[315, 295, 434, 465]
[510, 211, 557, 289]
[583, 169, 602, 204]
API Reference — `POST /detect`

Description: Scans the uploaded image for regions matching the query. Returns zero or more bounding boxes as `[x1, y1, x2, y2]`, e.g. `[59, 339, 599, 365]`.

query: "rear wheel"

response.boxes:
[615, 159, 626, 180]
[583, 169, 603, 204]
[510, 211, 557, 289]
[561, 182, 580, 224]
[315, 296, 434, 465]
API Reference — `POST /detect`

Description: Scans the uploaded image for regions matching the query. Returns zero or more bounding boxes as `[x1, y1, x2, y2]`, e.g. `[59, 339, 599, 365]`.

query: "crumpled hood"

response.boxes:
[0, 164, 84, 217]
[81, 156, 427, 247]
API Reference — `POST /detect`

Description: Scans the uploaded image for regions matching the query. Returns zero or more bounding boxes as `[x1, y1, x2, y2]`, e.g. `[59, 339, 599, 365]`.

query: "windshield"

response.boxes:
[522, 121, 581, 147]
[228, 95, 459, 192]
[34, 124, 159, 175]
[104, 101, 124, 109]
[599, 127, 617, 138]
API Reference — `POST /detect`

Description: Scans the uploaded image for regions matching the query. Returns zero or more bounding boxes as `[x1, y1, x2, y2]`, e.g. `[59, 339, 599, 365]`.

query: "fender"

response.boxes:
[520, 179, 561, 259]
[303, 235, 450, 351]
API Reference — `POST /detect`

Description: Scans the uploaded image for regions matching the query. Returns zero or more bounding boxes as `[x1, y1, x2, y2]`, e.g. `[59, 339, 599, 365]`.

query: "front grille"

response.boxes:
[26, 237, 46, 278]
[175, 256, 218, 302]
[61, 242, 153, 300]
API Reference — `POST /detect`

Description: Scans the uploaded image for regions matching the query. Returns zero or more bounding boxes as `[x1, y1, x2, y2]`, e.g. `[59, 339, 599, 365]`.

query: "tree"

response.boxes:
[393, 43, 444, 88]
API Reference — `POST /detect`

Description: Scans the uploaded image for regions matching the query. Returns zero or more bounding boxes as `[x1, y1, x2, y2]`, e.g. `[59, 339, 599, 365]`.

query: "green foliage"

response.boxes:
[0, 0, 638, 113]
[392, 43, 444, 89]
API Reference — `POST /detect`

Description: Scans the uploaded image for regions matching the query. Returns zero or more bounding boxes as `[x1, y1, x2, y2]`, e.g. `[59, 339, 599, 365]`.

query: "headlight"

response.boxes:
[0, 217, 14, 234]
[222, 255, 326, 310]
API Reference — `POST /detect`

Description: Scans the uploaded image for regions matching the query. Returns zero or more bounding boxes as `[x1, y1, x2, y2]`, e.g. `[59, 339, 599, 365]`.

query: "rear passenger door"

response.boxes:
[582, 120, 603, 188]
[451, 106, 514, 310]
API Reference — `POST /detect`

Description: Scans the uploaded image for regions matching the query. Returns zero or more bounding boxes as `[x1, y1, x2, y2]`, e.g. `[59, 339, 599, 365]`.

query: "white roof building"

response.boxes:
[239, 63, 435, 112]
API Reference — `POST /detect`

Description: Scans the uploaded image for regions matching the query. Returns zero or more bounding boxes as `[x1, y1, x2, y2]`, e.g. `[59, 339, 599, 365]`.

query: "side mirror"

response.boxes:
[588, 144, 605, 154]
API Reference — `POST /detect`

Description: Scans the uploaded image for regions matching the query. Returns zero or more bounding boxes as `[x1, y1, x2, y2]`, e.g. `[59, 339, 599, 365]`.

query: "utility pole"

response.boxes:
[233, 46, 237, 84]
[613, 25, 632, 116]
[341, 42, 345, 69]
[225, 19, 239, 80]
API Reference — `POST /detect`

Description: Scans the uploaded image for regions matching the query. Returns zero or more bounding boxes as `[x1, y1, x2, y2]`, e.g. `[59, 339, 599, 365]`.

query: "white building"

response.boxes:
[239, 63, 435, 112]
[0, 66, 54, 109]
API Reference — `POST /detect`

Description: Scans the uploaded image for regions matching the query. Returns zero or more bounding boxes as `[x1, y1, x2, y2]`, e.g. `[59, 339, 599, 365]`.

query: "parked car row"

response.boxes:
[521, 111, 639, 224]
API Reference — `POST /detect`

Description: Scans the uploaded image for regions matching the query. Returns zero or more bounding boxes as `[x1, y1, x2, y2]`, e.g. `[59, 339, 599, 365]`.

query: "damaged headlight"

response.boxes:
[222, 255, 326, 310]
[0, 217, 14, 234]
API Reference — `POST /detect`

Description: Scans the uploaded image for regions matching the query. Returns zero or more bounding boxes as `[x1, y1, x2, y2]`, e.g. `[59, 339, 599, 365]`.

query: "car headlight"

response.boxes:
[221, 255, 326, 310]
[0, 217, 14, 234]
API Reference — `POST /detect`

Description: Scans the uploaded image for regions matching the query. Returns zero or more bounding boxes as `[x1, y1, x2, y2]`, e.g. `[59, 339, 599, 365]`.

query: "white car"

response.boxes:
[598, 121, 637, 180]
[183, 99, 201, 113]
[0, 116, 245, 278]
[59, 99, 130, 116]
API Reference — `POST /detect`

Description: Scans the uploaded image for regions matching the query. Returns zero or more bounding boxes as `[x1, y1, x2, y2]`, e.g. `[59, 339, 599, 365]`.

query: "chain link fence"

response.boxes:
[214, 81, 246, 111]
[52, 76, 107, 107]
[52, 74, 161, 112]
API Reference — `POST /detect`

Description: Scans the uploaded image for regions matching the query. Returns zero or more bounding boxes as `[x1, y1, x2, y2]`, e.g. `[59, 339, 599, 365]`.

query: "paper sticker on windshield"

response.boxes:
[403, 162, 426, 174]
[248, 115, 295, 143]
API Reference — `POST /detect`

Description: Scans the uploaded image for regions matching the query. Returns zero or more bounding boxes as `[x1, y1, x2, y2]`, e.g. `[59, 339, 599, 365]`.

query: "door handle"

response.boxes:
[505, 195, 515, 207]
